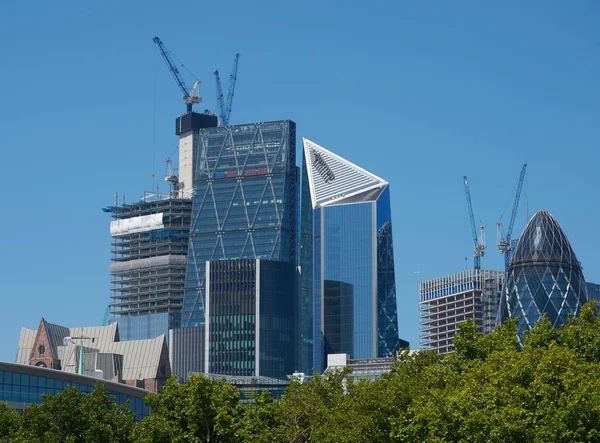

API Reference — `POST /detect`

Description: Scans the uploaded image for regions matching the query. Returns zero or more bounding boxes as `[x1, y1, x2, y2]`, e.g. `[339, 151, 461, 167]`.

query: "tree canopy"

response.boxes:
[3, 301, 600, 442]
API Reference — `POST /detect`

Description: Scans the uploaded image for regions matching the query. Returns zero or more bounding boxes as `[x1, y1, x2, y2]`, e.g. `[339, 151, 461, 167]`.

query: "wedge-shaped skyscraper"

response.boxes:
[498, 210, 588, 337]
[300, 138, 401, 373]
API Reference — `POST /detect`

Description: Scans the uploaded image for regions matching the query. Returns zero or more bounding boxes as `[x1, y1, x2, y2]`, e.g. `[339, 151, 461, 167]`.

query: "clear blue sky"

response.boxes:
[0, 1, 598, 362]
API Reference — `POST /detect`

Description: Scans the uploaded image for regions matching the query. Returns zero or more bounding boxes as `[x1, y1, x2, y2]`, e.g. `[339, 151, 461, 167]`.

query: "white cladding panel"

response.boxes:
[178, 131, 196, 199]
[303, 138, 387, 209]
[110, 213, 164, 237]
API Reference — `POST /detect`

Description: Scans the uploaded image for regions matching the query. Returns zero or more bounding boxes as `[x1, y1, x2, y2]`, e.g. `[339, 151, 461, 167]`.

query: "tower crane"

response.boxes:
[497, 164, 527, 270]
[153, 36, 202, 113]
[463, 176, 486, 270]
[214, 53, 241, 126]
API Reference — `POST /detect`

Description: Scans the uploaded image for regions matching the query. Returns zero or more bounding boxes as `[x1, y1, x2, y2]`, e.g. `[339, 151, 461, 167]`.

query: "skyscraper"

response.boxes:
[178, 120, 297, 379]
[420, 269, 504, 354]
[103, 196, 192, 341]
[498, 210, 588, 338]
[182, 121, 297, 329]
[301, 138, 402, 373]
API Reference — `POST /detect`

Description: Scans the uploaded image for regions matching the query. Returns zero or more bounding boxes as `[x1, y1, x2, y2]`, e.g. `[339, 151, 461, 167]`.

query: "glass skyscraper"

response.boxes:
[301, 138, 401, 373]
[183, 121, 297, 328]
[498, 210, 588, 338]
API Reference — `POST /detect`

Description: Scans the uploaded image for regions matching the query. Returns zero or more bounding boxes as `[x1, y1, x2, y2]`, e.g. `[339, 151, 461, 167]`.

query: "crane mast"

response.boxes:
[463, 176, 486, 270]
[214, 70, 226, 125]
[153, 36, 202, 113]
[214, 53, 240, 126]
[497, 164, 527, 270]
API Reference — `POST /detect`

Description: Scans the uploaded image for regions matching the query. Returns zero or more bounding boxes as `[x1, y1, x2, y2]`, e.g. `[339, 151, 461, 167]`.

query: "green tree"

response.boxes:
[235, 391, 281, 443]
[16, 384, 135, 443]
[0, 401, 21, 441]
[133, 374, 243, 443]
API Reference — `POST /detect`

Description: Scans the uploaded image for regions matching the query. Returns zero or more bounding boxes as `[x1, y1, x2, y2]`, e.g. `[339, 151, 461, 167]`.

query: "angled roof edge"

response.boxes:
[302, 138, 388, 209]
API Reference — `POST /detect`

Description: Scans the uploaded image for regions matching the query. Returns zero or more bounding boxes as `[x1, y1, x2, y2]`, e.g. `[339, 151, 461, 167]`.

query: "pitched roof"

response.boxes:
[303, 138, 388, 209]
[15, 327, 36, 365]
[104, 335, 166, 380]
[15, 319, 166, 381]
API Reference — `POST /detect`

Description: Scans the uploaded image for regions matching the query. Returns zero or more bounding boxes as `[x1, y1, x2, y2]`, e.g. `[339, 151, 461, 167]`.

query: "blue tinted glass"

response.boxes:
[322, 202, 374, 359]
[183, 121, 296, 327]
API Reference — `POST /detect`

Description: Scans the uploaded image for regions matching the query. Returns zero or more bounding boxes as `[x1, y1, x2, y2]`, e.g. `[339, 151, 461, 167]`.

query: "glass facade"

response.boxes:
[206, 259, 294, 379]
[322, 202, 375, 360]
[498, 210, 588, 338]
[298, 155, 314, 375]
[116, 312, 179, 342]
[0, 363, 149, 420]
[301, 139, 401, 373]
[183, 121, 297, 328]
[586, 282, 600, 304]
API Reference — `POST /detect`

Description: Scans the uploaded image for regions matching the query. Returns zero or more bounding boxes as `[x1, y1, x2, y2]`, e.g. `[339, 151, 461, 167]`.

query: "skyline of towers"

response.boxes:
[103, 113, 407, 380]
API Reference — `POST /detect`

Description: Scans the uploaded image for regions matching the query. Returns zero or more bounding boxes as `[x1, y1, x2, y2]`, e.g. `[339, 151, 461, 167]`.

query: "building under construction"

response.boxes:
[419, 269, 504, 354]
[102, 193, 192, 341]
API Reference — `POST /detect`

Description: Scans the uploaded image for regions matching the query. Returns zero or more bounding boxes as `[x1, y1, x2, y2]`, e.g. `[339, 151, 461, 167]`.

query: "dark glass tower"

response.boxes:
[182, 121, 297, 328]
[205, 259, 294, 378]
[498, 210, 588, 337]
[301, 138, 402, 373]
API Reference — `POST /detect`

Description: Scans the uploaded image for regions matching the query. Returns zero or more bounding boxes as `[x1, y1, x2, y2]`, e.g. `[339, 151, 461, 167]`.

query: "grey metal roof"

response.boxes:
[68, 322, 119, 350]
[44, 319, 70, 359]
[15, 327, 36, 364]
[15, 319, 164, 381]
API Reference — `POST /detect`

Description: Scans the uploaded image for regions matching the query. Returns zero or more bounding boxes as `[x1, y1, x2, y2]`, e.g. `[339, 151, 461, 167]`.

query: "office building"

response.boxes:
[0, 362, 149, 420]
[102, 195, 192, 341]
[183, 120, 297, 328]
[205, 259, 294, 378]
[324, 352, 409, 382]
[301, 138, 402, 373]
[420, 269, 504, 354]
[498, 210, 588, 338]
[178, 120, 297, 379]
[16, 318, 170, 392]
[586, 282, 600, 304]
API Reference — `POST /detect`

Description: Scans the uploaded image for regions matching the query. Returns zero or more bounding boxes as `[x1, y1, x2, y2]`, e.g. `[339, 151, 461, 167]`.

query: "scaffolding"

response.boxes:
[102, 196, 192, 326]
[419, 269, 504, 354]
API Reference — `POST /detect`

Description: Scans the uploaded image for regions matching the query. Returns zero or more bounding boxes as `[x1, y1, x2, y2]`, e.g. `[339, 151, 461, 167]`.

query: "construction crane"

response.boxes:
[214, 53, 241, 126]
[153, 36, 202, 113]
[463, 176, 486, 270]
[165, 157, 179, 196]
[497, 164, 527, 270]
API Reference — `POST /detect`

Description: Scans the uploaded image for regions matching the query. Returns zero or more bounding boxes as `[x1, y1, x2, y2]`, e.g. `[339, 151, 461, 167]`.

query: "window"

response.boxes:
[38, 344, 45, 355]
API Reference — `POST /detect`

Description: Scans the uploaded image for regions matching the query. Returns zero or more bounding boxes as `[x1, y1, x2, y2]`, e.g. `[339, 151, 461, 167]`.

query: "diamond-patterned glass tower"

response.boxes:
[498, 210, 588, 337]
[182, 121, 297, 327]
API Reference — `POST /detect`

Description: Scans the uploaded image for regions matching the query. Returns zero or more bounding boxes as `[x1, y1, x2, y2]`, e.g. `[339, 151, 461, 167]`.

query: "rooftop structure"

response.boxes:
[420, 269, 504, 354]
[102, 195, 192, 341]
[301, 138, 402, 373]
[16, 318, 170, 392]
[203, 373, 290, 404]
[498, 210, 588, 338]
[324, 353, 407, 382]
